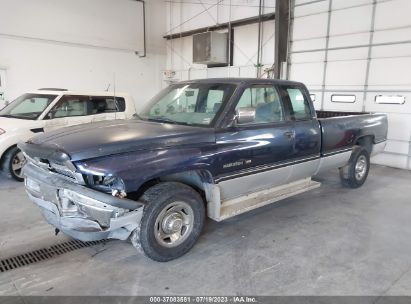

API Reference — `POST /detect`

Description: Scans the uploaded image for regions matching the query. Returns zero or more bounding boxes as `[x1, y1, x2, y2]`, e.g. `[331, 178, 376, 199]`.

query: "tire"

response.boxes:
[339, 146, 370, 188]
[135, 182, 205, 262]
[2, 146, 25, 182]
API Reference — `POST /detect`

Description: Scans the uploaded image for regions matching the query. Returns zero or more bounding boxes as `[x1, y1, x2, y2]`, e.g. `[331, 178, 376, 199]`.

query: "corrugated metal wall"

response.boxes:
[289, 0, 411, 170]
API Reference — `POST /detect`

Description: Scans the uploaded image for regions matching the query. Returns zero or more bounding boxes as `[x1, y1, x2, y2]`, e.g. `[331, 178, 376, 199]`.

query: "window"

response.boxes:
[331, 94, 356, 103]
[206, 89, 224, 113]
[140, 83, 236, 126]
[50, 95, 88, 118]
[90, 96, 126, 114]
[0, 93, 57, 120]
[235, 86, 284, 124]
[286, 88, 311, 120]
[375, 95, 405, 105]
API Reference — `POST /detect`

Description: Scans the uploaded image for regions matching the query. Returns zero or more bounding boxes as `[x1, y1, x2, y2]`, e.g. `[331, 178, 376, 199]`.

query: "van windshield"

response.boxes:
[0, 94, 57, 120]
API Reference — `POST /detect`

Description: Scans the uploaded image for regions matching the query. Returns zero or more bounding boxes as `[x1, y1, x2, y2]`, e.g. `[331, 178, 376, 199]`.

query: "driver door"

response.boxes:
[215, 84, 295, 200]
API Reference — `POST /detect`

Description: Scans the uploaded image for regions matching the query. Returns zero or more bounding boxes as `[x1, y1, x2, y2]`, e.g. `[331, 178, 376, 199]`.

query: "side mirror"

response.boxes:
[235, 107, 256, 125]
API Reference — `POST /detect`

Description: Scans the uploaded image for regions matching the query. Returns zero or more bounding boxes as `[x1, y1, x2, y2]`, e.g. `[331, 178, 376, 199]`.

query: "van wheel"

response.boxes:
[3, 147, 25, 182]
[133, 182, 205, 262]
[339, 146, 370, 188]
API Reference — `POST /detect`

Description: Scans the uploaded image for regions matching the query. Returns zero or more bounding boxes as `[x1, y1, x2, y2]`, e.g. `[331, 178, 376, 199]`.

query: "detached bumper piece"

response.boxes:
[23, 162, 144, 242]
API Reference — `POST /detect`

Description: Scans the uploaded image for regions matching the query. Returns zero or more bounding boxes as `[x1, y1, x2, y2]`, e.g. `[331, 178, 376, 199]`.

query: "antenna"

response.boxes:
[113, 73, 116, 97]
[113, 73, 119, 112]
[105, 83, 110, 92]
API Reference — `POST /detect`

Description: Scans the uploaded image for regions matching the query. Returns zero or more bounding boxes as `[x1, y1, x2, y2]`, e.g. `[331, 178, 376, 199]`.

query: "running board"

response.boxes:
[215, 178, 321, 222]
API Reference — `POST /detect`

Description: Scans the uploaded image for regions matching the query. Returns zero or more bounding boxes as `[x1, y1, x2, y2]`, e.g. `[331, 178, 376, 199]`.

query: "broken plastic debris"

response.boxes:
[111, 189, 127, 198]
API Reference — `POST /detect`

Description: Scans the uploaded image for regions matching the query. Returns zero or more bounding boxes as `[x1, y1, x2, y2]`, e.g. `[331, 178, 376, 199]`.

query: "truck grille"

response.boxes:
[25, 155, 81, 183]
[49, 162, 78, 181]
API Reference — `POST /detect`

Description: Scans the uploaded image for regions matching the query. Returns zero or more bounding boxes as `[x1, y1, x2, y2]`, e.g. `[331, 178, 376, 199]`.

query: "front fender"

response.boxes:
[75, 146, 217, 192]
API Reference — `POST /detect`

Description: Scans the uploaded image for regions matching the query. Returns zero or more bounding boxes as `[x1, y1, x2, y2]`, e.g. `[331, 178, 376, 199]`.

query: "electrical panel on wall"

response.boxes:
[193, 32, 228, 67]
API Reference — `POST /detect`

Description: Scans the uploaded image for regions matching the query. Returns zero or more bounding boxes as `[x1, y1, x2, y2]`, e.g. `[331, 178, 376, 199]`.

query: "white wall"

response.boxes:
[164, 0, 276, 83]
[289, 0, 411, 170]
[0, 0, 167, 111]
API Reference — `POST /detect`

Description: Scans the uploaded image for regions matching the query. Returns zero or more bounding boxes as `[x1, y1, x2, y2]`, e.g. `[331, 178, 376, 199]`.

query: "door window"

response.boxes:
[50, 95, 89, 118]
[235, 86, 284, 124]
[285, 88, 311, 120]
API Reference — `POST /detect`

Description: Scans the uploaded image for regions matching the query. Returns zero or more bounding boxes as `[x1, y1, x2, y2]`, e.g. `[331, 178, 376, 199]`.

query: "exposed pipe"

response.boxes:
[228, 0, 232, 75]
[163, 13, 275, 40]
[135, 0, 146, 57]
[256, 0, 263, 77]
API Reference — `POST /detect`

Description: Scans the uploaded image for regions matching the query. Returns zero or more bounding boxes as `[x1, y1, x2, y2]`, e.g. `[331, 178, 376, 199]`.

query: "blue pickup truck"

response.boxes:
[19, 78, 388, 261]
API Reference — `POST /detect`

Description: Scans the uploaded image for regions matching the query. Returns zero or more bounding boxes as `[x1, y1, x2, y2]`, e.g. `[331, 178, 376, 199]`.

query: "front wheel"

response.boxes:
[3, 147, 26, 182]
[133, 182, 205, 262]
[339, 146, 370, 188]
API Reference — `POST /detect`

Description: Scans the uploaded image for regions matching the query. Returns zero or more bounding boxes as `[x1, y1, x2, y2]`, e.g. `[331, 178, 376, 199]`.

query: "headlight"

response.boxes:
[0, 128, 5, 135]
[85, 174, 126, 197]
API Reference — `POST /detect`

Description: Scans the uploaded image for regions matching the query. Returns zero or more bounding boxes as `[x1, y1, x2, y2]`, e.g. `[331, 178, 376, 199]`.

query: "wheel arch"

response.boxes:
[130, 169, 220, 219]
[0, 144, 18, 169]
[354, 135, 374, 155]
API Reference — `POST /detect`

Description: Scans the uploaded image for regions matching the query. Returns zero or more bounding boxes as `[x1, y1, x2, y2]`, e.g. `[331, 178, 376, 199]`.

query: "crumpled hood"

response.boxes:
[30, 119, 215, 161]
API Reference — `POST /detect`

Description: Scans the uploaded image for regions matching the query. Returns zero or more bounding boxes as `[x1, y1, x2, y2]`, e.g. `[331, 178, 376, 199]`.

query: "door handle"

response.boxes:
[284, 131, 295, 140]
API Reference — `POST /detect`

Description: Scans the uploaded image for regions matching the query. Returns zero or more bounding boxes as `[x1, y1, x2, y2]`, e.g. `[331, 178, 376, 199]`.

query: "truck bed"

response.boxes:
[316, 111, 388, 156]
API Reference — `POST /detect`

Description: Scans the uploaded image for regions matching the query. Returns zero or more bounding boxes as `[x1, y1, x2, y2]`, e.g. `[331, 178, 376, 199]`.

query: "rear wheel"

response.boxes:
[132, 182, 205, 262]
[339, 146, 370, 188]
[3, 147, 25, 182]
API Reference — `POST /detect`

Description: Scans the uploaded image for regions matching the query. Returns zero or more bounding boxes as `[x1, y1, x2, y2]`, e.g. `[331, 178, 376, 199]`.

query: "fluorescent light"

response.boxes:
[331, 94, 356, 103]
[375, 95, 405, 105]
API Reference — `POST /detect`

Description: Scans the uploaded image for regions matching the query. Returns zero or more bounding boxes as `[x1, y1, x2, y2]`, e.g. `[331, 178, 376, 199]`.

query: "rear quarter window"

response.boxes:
[90, 96, 126, 114]
[284, 87, 312, 120]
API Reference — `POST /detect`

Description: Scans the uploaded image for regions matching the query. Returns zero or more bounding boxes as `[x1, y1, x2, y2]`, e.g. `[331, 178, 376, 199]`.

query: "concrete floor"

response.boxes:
[0, 165, 411, 296]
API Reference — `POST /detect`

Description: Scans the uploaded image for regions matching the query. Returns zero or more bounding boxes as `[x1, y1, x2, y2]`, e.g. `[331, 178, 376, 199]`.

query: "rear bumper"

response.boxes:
[23, 162, 144, 242]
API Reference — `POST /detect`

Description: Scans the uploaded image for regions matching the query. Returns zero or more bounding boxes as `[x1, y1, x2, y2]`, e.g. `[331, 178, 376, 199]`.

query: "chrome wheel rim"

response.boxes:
[12, 152, 26, 179]
[355, 155, 367, 181]
[154, 201, 194, 248]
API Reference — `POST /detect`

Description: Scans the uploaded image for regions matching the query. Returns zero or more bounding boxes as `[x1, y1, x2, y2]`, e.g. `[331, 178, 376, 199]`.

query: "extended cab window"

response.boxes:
[49, 95, 88, 118]
[284, 88, 311, 120]
[235, 85, 284, 124]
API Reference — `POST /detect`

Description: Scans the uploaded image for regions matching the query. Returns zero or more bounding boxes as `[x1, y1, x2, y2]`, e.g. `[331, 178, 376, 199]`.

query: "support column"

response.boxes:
[274, 0, 291, 79]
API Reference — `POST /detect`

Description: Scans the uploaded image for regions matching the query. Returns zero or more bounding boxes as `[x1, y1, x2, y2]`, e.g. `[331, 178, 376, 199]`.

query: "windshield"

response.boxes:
[139, 83, 236, 127]
[0, 93, 57, 120]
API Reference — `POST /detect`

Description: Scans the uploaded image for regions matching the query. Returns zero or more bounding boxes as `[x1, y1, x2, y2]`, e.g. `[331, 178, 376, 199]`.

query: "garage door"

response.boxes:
[288, 0, 411, 170]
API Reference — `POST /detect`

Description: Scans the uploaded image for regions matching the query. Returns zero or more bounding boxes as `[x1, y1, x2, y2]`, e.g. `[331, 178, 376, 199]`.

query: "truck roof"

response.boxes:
[178, 78, 304, 86]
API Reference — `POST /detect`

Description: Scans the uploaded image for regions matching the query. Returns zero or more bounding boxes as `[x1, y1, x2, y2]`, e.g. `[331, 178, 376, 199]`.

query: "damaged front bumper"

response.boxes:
[23, 162, 145, 242]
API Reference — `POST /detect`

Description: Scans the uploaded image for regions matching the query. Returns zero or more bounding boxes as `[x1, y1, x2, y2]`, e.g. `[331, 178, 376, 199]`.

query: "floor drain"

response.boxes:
[0, 239, 107, 273]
